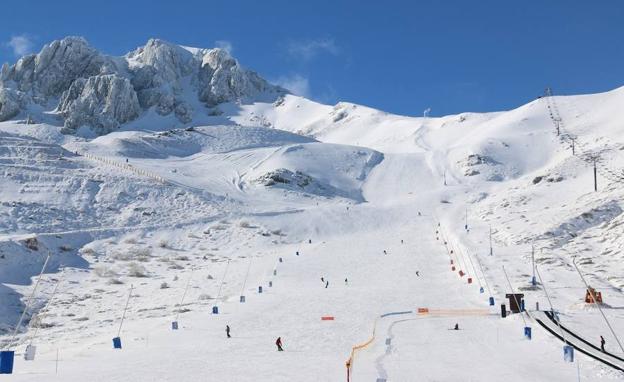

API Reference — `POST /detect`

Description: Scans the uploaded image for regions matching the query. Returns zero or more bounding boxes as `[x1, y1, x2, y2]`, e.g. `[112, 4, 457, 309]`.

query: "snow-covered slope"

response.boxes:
[3, 36, 624, 381]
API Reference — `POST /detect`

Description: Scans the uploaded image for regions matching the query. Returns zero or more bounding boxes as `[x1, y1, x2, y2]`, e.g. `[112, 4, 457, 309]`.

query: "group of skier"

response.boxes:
[225, 325, 284, 351]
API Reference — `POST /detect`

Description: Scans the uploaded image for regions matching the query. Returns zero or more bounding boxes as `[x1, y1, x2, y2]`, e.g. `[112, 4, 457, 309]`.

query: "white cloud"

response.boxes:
[274, 74, 310, 98]
[6, 34, 34, 56]
[215, 40, 233, 54]
[286, 38, 339, 61]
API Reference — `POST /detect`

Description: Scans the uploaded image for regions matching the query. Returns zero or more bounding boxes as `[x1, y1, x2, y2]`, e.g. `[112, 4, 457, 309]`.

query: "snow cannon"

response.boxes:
[279, 257, 283, 263]
[479, 287, 485, 294]
[113, 337, 122, 349]
[489, 297, 495, 306]
[0, 351, 14, 374]
[258, 286, 263, 293]
[239, 295, 246, 303]
[171, 321, 179, 330]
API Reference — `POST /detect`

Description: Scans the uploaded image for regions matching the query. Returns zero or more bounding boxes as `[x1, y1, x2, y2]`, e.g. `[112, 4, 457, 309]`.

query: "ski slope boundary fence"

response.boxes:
[78, 152, 169, 185]
[345, 318, 378, 382]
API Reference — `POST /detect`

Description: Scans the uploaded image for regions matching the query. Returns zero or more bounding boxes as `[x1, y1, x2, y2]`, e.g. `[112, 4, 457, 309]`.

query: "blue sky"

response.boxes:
[1, 0, 623, 116]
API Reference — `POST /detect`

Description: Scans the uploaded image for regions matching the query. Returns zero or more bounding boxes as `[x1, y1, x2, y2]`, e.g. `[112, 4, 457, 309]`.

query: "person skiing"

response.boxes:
[415, 271, 420, 277]
[601, 335, 606, 352]
[401, 239, 404, 244]
[276, 337, 284, 351]
[454, 323, 459, 330]
[226, 325, 231, 338]
[344, 278, 348, 285]
[321, 277, 325, 283]
[325, 280, 329, 288]
[383, 250, 387, 255]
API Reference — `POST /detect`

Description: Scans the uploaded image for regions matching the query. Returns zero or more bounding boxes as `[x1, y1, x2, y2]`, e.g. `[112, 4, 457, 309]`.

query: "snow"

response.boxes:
[2, 82, 624, 381]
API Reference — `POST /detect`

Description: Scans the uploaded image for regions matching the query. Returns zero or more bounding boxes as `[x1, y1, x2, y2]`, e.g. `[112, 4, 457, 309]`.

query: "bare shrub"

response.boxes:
[127, 262, 148, 277]
[158, 240, 168, 248]
[94, 265, 117, 278]
[23, 237, 39, 251]
[123, 237, 138, 244]
[160, 282, 170, 289]
[80, 247, 96, 256]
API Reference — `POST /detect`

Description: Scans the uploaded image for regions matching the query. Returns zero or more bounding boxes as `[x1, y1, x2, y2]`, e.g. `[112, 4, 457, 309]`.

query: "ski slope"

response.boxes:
[2, 86, 624, 381]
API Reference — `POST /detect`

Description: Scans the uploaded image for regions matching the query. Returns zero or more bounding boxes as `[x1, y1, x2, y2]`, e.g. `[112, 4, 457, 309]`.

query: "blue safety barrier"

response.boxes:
[279, 257, 283, 263]
[240, 295, 246, 303]
[212, 306, 219, 314]
[479, 287, 484, 294]
[113, 337, 122, 349]
[172, 321, 179, 330]
[524, 327, 532, 340]
[258, 286, 263, 293]
[489, 297, 495, 306]
[564, 345, 574, 362]
[531, 276, 537, 286]
[521, 300, 525, 312]
[0, 351, 14, 374]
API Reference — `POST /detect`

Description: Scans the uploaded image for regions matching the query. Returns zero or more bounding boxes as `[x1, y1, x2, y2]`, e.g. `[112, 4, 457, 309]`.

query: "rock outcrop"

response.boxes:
[58, 74, 141, 135]
[0, 36, 282, 134]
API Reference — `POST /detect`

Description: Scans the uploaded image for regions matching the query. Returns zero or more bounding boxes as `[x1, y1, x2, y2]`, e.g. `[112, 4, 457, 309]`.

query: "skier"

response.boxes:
[415, 271, 420, 277]
[601, 336, 606, 352]
[296, 251, 299, 256]
[226, 325, 231, 338]
[401, 239, 404, 244]
[344, 278, 348, 285]
[308, 239, 312, 244]
[125, 158, 128, 163]
[454, 323, 459, 330]
[321, 277, 325, 283]
[383, 250, 387, 255]
[276, 337, 284, 351]
[325, 280, 329, 288]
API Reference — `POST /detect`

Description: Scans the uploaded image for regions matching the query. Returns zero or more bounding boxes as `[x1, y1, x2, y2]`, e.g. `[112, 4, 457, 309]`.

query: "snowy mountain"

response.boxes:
[0, 37, 282, 135]
[2, 37, 624, 381]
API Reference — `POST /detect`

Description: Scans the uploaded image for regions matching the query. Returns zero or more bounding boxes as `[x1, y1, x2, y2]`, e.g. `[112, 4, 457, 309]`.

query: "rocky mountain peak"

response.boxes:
[0, 37, 283, 135]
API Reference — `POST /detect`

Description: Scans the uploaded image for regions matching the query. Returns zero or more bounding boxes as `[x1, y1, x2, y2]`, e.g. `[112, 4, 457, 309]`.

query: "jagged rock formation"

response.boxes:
[0, 36, 282, 134]
[58, 74, 141, 135]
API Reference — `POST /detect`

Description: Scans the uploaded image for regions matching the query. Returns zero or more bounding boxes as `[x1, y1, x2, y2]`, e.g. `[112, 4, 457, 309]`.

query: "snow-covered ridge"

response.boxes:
[0, 37, 283, 135]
